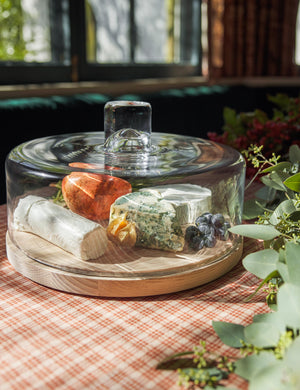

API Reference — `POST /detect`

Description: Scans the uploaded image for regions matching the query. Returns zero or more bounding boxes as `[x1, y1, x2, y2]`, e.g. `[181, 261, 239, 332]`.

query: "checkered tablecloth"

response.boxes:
[0, 198, 268, 390]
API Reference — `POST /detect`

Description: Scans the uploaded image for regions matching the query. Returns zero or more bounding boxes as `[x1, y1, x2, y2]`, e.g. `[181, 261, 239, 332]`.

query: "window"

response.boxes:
[0, 0, 71, 84]
[296, 4, 300, 66]
[0, 0, 204, 85]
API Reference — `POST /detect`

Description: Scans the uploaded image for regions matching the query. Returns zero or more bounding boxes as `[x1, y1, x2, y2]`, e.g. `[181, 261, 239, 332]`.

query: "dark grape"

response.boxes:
[211, 213, 225, 228]
[213, 226, 221, 237]
[185, 226, 199, 241]
[197, 238, 205, 250]
[195, 212, 212, 226]
[205, 235, 217, 248]
[190, 235, 202, 249]
[197, 223, 211, 236]
[186, 212, 231, 250]
[195, 216, 205, 226]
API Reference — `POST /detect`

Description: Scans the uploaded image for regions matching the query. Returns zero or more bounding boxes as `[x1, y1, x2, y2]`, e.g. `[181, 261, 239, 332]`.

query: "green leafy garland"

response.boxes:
[157, 144, 300, 389]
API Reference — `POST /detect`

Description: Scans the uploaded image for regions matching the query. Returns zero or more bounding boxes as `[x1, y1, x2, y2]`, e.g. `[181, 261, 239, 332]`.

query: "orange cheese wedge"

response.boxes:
[62, 172, 132, 221]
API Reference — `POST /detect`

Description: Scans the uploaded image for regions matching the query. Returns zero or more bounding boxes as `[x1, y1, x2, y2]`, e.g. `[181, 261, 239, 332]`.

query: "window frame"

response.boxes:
[0, 0, 203, 85]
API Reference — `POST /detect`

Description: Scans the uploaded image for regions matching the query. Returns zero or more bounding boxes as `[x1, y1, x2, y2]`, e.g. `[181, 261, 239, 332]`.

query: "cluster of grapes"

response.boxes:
[185, 212, 231, 250]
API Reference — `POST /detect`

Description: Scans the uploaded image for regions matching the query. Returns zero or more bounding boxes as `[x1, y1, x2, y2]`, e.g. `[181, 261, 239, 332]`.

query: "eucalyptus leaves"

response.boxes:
[213, 241, 300, 390]
[158, 144, 300, 389]
[216, 144, 300, 389]
[231, 143, 300, 305]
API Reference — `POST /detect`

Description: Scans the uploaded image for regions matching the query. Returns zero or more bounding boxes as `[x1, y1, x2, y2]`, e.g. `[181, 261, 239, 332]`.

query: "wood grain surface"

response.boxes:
[7, 232, 243, 297]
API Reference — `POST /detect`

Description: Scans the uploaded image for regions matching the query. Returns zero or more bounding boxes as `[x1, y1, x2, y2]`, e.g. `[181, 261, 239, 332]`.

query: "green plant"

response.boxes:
[208, 94, 300, 179]
[157, 144, 300, 389]
[231, 144, 300, 305]
[157, 340, 236, 389]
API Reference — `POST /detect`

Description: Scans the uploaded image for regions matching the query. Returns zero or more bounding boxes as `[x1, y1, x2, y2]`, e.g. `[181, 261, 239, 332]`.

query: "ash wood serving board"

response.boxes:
[6, 232, 243, 297]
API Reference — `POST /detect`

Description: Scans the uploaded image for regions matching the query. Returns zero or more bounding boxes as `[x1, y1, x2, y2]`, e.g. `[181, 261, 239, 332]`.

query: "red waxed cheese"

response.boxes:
[62, 172, 132, 221]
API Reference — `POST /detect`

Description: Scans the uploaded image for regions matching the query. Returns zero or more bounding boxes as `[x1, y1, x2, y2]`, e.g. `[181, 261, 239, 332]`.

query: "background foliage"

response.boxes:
[0, 0, 27, 60]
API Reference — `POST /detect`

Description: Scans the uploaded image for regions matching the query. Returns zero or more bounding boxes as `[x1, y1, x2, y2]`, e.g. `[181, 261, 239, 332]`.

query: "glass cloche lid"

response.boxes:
[8, 100, 242, 178]
[6, 100, 246, 297]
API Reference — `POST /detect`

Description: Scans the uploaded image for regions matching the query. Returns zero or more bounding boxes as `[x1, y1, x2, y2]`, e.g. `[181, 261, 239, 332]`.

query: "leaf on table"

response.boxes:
[212, 321, 245, 348]
[156, 357, 196, 371]
[284, 172, 300, 192]
[285, 242, 300, 285]
[252, 311, 286, 333]
[282, 336, 300, 370]
[179, 367, 228, 384]
[229, 224, 280, 240]
[254, 337, 300, 390]
[276, 260, 289, 283]
[235, 352, 277, 381]
[242, 249, 279, 279]
[244, 322, 281, 348]
[204, 386, 238, 390]
[248, 361, 287, 390]
[277, 283, 300, 329]
[246, 343, 300, 390]
[156, 350, 195, 370]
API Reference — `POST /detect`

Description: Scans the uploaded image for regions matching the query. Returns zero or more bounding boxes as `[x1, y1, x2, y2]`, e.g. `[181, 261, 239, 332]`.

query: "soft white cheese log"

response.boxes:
[142, 184, 212, 224]
[14, 195, 108, 260]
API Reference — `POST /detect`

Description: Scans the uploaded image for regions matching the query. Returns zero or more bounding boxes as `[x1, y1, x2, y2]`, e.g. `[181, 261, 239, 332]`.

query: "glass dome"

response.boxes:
[5, 101, 246, 296]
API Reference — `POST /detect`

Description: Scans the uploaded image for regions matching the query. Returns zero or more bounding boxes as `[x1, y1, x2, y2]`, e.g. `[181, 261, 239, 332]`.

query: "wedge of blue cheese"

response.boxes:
[143, 184, 212, 225]
[109, 191, 185, 252]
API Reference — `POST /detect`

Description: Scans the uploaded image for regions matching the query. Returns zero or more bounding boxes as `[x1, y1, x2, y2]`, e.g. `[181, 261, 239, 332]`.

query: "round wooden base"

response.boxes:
[6, 232, 243, 297]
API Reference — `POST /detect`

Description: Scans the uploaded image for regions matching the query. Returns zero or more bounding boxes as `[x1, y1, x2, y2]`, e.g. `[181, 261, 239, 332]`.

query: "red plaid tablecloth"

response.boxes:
[0, 200, 268, 390]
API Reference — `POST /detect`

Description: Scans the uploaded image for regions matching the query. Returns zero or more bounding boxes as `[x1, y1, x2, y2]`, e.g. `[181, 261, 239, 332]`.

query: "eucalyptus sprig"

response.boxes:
[212, 145, 300, 389]
[212, 256, 300, 389]
[242, 144, 281, 190]
[230, 144, 300, 305]
[157, 340, 236, 389]
[157, 144, 300, 389]
[158, 243, 300, 390]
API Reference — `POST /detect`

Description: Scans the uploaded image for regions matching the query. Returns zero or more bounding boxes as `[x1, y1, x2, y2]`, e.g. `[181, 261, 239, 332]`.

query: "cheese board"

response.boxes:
[6, 101, 246, 296]
[6, 233, 243, 297]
